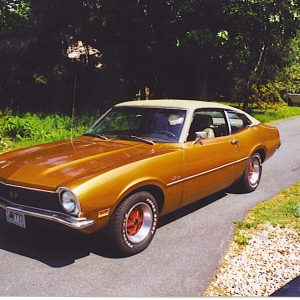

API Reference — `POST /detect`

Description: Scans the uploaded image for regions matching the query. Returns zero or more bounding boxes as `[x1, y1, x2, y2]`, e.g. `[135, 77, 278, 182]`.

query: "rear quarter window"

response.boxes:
[227, 111, 252, 134]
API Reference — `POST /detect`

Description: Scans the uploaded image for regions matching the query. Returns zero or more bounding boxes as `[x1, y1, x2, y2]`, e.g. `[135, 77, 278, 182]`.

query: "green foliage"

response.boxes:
[0, 109, 99, 151]
[234, 221, 257, 230]
[0, 0, 31, 31]
[234, 230, 251, 246]
[223, 0, 300, 109]
[233, 183, 300, 250]
[252, 104, 300, 123]
[242, 182, 300, 231]
[222, 101, 300, 123]
[279, 32, 300, 94]
[0, 136, 12, 152]
[0, 1, 299, 112]
[248, 81, 285, 110]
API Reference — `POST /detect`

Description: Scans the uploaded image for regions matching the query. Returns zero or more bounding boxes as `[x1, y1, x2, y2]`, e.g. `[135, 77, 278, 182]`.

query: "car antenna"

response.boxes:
[71, 74, 77, 140]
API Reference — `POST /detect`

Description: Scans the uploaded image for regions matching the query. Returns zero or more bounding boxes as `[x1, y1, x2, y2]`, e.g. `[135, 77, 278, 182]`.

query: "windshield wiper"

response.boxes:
[83, 133, 108, 140]
[129, 135, 155, 145]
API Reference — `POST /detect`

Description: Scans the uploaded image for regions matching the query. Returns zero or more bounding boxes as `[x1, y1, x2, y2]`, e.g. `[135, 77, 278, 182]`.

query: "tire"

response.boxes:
[239, 152, 262, 193]
[108, 191, 159, 256]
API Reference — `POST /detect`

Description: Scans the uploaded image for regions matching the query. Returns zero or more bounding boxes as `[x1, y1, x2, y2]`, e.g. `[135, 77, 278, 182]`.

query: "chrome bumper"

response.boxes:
[0, 197, 95, 229]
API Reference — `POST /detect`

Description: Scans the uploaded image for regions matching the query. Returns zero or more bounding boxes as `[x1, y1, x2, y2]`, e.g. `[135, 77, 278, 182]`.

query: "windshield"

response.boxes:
[86, 106, 187, 143]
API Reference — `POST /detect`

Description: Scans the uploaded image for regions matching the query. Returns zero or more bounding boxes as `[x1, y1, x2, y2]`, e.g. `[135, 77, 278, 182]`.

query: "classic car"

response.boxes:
[0, 100, 281, 256]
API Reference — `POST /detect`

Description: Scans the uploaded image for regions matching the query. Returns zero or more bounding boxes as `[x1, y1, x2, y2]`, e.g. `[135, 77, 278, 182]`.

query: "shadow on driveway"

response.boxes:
[0, 190, 227, 267]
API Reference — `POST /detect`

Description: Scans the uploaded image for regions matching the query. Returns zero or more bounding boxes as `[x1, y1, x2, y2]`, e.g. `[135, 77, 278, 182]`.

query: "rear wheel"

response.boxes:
[109, 191, 158, 256]
[239, 152, 262, 193]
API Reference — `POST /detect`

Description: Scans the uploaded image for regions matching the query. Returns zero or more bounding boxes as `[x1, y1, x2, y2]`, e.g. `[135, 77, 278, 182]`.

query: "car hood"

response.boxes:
[0, 136, 166, 190]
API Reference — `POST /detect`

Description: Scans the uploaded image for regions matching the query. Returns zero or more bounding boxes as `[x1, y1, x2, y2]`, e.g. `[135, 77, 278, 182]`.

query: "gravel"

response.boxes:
[204, 222, 300, 296]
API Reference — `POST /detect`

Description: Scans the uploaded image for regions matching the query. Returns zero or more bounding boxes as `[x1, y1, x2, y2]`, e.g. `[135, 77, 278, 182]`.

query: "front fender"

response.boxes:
[71, 148, 184, 218]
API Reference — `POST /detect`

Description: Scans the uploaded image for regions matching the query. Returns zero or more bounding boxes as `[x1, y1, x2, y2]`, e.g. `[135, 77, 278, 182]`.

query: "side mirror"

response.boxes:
[193, 131, 207, 144]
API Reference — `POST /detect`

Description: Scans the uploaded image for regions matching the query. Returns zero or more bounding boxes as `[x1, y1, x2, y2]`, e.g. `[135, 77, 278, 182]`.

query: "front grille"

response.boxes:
[0, 182, 64, 213]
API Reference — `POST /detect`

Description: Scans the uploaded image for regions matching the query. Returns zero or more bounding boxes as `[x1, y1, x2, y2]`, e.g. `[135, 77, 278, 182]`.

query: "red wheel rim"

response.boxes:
[125, 202, 153, 244]
[248, 162, 254, 180]
[248, 157, 260, 186]
[126, 207, 143, 236]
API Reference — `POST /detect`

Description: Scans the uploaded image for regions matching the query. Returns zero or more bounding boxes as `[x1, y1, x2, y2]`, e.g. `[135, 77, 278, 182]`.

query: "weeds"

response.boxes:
[243, 183, 300, 231]
[0, 109, 99, 152]
[234, 221, 257, 230]
[234, 182, 300, 243]
[251, 104, 300, 123]
[0, 136, 12, 152]
[234, 230, 252, 246]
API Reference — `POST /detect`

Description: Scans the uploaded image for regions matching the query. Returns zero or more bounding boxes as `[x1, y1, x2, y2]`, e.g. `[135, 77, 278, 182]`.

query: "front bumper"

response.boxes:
[0, 197, 95, 229]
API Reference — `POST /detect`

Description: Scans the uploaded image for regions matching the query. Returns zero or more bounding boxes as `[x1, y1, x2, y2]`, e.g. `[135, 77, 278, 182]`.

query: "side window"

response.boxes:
[227, 111, 252, 134]
[187, 110, 228, 141]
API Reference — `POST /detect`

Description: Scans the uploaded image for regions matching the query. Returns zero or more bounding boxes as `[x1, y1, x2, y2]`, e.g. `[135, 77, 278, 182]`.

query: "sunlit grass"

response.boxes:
[222, 101, 300, 123]
[252, 105, 300, 123]
[235, 182, 300, 241]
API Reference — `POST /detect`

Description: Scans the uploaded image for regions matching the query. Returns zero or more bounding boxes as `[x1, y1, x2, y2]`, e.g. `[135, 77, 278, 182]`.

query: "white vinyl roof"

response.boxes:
[115, 99, 260, 125]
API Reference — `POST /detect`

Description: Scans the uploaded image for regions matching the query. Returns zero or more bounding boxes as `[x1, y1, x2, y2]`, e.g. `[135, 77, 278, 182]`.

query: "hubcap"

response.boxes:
[126, 202, 153, 244]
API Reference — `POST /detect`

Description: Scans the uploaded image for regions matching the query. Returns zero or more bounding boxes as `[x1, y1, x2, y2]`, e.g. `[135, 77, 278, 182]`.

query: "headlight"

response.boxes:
[58, 189, 81, 215]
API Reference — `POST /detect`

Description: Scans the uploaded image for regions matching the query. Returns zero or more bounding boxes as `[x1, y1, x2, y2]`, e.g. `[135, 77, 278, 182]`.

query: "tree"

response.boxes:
[0, 0, 299, 113]
[0, 0, 31, 32]
[221, 0, 300, 109]
[280, 32, 300, 93]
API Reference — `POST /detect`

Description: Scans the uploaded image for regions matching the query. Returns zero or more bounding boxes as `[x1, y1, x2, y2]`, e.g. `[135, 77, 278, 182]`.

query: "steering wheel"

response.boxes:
[156, 130, 177, 139]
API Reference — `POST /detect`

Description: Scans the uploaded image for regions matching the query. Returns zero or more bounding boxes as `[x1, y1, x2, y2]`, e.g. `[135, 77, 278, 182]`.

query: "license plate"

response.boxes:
[6, 209, 26, 228]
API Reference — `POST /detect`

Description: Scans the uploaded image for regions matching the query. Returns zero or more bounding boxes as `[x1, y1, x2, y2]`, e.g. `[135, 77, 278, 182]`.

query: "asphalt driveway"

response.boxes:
[0, 116, 299, 297]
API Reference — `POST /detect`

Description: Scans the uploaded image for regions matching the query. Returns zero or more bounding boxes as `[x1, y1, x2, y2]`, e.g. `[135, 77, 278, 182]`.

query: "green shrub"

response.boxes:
[0, 109, 100, 151]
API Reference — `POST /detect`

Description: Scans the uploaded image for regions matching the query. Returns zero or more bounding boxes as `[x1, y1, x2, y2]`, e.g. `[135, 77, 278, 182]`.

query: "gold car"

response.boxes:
[0, 100, 280, 256]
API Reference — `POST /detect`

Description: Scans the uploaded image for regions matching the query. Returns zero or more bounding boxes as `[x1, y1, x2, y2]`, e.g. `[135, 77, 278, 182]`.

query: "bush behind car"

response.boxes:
[0, 109, 99, 151]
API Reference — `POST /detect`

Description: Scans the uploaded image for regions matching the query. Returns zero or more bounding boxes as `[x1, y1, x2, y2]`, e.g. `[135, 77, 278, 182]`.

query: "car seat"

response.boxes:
[188, 114, 215, 141]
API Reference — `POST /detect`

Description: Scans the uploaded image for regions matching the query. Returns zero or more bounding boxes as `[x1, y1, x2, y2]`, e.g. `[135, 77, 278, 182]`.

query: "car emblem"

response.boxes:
[172, 175, 181, 181]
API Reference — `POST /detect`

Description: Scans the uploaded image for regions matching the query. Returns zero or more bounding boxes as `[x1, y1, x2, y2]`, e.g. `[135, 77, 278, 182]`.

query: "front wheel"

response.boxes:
[108, 191, 159, 256]
[239, 152, 262, 193]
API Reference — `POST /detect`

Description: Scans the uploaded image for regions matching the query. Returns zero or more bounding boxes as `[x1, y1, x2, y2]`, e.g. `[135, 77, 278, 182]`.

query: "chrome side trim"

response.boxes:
[0, 197, 95, 229]
[167, 156, 249, 187]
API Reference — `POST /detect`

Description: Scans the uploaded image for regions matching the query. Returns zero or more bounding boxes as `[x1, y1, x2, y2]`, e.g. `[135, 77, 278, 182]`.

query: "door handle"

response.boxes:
[230, 139, 239, 145]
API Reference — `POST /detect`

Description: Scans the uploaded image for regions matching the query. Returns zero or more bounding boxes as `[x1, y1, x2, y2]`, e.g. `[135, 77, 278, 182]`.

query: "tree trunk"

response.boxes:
[197, 72, 208, 100]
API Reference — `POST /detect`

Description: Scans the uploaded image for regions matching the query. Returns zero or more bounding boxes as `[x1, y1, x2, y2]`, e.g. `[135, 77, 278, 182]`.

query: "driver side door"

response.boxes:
[180, 109, 241, 205]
